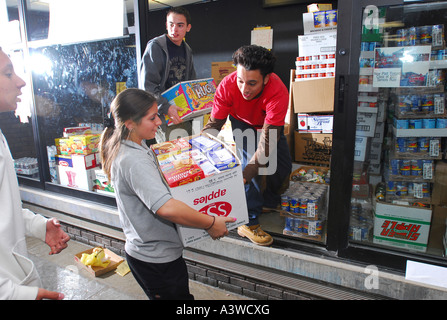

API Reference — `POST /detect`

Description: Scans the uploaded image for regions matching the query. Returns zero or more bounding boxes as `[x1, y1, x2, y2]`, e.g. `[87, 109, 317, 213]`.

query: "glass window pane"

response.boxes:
[350, 1, 447, 259]
[27, 0, 136, 195]
[1, 0, 40, 181]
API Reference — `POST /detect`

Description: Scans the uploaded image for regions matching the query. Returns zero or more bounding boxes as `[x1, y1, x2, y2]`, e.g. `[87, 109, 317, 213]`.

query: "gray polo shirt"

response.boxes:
[111, 140, 183, 263]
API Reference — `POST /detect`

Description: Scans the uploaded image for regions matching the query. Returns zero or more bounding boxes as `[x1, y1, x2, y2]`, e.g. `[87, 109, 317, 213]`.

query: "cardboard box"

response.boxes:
[292, 78, 335, 113]
[354, 136, 370, 162]
[57, 153, 99, 191]
[154, 134, 249, 246]
[211, 61, 236, 85]
[297, 113, 308, 132]
[93, 169, 115, 195]
[302, 12, 337, 35]
[55, 153, 99, 170]
[298, 32, 337, 57]
[306, 114, 333, 133]
[294, 131, 332, 165]
[356, 112, 378, 137]
[71, 134, 100, 155]
[74, 247, 123, 277]
[161, 78, 216, 125]
[373, 202, 432, 252]
[307, 3, 332, 12]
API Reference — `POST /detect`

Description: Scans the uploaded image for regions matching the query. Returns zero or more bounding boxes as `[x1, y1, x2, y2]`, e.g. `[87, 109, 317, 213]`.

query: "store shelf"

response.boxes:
[393, 126, 447, 137]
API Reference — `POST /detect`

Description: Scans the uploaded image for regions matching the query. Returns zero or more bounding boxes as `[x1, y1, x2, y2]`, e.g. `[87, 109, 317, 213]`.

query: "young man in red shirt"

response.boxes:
[203, 45, 292, 246]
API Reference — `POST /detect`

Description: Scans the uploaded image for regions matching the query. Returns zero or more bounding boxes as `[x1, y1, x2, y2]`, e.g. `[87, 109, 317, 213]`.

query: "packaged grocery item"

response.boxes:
[161, 78, 216, 125]
[71, 134, 100, 155]
[206, 147, 237, 171]
[151, 138, 191, 161]
[55, 137, 72, 155]
[160, 157, 205, 188]
[189, 135, 222, 152]
[63, 126, 92, 137]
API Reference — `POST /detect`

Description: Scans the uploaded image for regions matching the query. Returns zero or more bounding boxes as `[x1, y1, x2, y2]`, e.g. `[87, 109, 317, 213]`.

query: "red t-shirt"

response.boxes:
[211, 71, 289, 129]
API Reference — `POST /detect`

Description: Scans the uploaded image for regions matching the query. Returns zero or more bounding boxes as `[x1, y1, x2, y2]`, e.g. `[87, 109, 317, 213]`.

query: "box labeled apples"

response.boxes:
[373, 202, 432, 252]
[161, 78, 216, 126]
[152, 133, 249, 246]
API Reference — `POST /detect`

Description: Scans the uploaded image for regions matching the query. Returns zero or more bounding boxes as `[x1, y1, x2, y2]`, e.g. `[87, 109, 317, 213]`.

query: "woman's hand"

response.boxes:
[206, 216, 237, 240]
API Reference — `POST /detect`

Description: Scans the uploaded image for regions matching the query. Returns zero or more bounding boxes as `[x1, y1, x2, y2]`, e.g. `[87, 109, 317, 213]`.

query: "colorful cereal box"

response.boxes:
[161, 78, 216, 125]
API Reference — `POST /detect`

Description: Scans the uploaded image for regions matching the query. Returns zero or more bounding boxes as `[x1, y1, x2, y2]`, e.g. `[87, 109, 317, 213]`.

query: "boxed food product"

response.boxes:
[56, 153, 100, 191]
[160, 157, 205, 188]
[373, 201, 432, 252]
[55, 137, 72, 155]
[154, 133, 249, 246]
[70, 134, 100, 155]
[161, 78, 216, 125]
[93, 169, 115, 195]
[151, 138, 191, 161]
[211, 61, 236, 85]
[63, 126, 92, 137]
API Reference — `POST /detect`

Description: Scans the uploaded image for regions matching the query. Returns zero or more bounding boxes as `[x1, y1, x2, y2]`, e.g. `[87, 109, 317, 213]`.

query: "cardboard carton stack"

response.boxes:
[54, 126, 113, 194]
[293, 4, 337, 166]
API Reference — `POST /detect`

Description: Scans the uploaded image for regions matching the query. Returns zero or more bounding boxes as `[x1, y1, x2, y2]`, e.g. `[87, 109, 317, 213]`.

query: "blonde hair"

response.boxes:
[99, 88, 157, 180]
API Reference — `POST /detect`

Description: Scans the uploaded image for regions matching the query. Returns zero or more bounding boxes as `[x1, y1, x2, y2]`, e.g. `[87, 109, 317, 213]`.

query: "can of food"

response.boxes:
[421, 94, 434, 113]
[422, 118, 436, 128]
[361, 42, 370, 51]
[398, 96, 410, 115]
[395, 137, 407, 153]
[410, 95, 421, 113]
[289, 197, 299, 214]
[297, 196, 307, 215]
[396, 28, 408, 46]
[281, 194, 290, 212]
[437, 118, 447, 128]
[400, 160, 411, 175]
[408, 27, 419, 45]
[386, 180, 397, 195]
[419, 26, 432, 44]
[409, 119, 422, 129]
[359, 75, 369, 85]
[406, 138, 418, 153]
[396, 181, 408, 196]
[422, 182, 430, 198]
[411, 159, 423, 176]
[394, 119, 408, 129]
[390, 159, 400, 175]
[417, 137, 429, 152]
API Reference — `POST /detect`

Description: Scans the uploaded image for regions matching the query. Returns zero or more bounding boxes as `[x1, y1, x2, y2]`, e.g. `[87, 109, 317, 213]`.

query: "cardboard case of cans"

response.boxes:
[279, 167, 330, 241]
[150, 133, 249, 246]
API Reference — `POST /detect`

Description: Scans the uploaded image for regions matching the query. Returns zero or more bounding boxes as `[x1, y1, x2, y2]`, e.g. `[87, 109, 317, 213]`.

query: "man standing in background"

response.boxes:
[140, 7, 197, 143]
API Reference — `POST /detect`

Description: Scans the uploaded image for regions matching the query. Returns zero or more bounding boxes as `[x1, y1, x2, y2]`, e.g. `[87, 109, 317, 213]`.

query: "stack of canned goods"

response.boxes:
[349, 201, 373, 242]
[394, 118, 447, 129]
[395, 93, 445, 116]
[295, 54, 336, 80]
[385, 180, 431, 200]
[396, 24, 444, 48]
[284, 217, 323, 237]
[280, 181, 328, 219]
[394, 137, 441, 155]
[14, 157, 39, 176]
[360, 41, 381, 52]
[388, 158, 434, 178]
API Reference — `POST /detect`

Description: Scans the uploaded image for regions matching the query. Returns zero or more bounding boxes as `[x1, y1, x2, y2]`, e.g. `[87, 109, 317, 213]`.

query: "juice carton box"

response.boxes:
[161, 78, 216, 125]
[71, 134, 100, 155]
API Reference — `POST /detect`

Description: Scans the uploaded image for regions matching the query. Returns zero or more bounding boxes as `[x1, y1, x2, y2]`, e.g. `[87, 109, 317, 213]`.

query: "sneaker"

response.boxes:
[237, 225, 273, 246]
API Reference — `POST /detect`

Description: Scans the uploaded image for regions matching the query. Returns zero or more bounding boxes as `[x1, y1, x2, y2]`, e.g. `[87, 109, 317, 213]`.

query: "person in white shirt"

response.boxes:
[0, 47, 70, 300]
